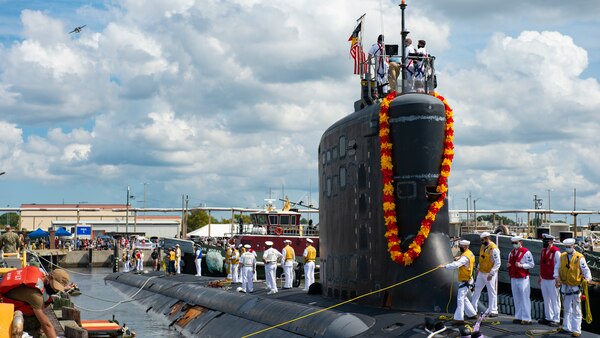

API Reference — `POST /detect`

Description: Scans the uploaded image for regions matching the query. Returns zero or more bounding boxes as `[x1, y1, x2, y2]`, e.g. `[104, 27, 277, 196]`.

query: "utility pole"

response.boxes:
[126, 186, 130, 237]
[573, 188, 578, 239]
[465, 197, 470, 232]
[183, 195, 189, 238]
[181, 195, 185, 238]
[143, 182, 148, 212]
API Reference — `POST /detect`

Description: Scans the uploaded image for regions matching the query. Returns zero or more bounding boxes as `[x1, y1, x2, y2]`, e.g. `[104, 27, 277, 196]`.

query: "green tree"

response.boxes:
[187, 210, 211, 232]
[300, 218, 308, 225]
[0, 212, 20, 228]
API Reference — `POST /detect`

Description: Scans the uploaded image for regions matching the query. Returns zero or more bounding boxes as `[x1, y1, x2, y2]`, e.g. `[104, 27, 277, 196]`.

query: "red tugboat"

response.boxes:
[230, 198, 319, 264]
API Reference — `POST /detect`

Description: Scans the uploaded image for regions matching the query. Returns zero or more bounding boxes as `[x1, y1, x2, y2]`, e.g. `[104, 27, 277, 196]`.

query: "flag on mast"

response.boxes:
[348, 20, 366, 75]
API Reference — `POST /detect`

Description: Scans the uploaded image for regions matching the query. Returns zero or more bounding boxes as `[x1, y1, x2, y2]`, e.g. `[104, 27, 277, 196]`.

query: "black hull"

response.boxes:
[318, 93, 455, 311]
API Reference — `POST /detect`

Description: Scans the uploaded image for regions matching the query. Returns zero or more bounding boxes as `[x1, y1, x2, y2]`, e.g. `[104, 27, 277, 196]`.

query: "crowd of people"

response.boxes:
[441, 232, 592, 337]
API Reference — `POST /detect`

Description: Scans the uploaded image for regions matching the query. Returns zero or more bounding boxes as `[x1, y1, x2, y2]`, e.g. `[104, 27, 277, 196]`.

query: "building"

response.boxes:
[19, 204, 181, 238]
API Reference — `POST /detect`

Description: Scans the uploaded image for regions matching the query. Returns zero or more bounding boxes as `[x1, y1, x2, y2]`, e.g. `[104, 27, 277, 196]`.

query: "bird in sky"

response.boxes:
[69, 25, 86, 34]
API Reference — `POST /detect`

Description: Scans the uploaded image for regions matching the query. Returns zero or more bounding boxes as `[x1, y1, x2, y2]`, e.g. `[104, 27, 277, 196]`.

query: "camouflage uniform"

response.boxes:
[1, 230, 19, 253]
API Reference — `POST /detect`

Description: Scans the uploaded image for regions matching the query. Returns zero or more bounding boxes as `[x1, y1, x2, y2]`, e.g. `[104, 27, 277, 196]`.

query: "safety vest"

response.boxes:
[232, 249, 240, 265]
[508, 247, 529, 279]
[540, 245, 560, 280]
[284, 245, 294, 261]
[559, 251, 584, 286]
[479, 242, 497, 273]
[0, 266, 52, 316]
[305, 245, 316, 263]
[169, 251, 176, 261]
[226, 248, 232, 261]
[240, 247, 246, 255]
[458, 249, 475, 282]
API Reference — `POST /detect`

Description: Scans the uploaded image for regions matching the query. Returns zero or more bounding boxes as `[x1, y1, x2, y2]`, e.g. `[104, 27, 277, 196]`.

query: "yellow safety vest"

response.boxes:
[240, 247, 246, 255]
[458, 249, 475, 282]
[232, 249, 240, 264]
[479, 241, 497, 273]
[284, 245, 294, 261]
[226, 248, 232, 261]
[305, 245, 316, 263]
[559, 251, 584, 286]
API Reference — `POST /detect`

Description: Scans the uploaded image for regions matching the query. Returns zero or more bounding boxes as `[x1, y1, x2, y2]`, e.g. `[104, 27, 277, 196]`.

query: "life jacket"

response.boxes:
[169, 251, 176, 261]
[232, 249, 240, 265]
[458, 249, 475, 282]
[284, 245, 294, 261]
[559, 251, 584, 286]
[508, 247, 529, 279]
[478, 241, 497, 273]
[304, 245, 316, 263]
[0, 266, 52, 316]
[540, 245, 560, 280]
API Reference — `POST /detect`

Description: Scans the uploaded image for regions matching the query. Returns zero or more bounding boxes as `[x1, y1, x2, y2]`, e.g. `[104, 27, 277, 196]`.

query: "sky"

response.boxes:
[0, 0, 599, 224]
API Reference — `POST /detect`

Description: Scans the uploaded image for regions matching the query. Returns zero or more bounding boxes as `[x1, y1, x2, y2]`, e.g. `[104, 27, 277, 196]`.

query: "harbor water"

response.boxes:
[67, 267, 183, 338]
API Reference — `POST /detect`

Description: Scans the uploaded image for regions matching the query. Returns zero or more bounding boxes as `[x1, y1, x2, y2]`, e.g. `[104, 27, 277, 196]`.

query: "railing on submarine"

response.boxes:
[360, 53, 437, 105]
[229, 223, 319, 237]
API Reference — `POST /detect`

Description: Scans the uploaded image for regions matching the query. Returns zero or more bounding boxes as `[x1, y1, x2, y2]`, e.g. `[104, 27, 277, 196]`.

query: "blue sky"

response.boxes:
[1, 0, 600, 224]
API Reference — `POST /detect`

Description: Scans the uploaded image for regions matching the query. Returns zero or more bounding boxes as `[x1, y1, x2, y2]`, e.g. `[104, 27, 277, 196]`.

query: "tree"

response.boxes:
[0, 212, 19, 228]
[300, 218, 309, 225]
[476, 214, 515, 225]
[187, 210, 213, 232]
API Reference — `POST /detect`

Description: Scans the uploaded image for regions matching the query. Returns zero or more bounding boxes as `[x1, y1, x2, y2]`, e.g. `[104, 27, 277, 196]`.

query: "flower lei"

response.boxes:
[379, 91, 455, 266]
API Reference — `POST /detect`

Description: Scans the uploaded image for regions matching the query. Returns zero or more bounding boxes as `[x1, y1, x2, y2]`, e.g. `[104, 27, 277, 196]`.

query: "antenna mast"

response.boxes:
[399, 0, 409, 93]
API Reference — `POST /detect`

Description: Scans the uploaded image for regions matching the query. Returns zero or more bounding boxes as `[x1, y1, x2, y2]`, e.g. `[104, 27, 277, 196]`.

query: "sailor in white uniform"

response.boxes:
[239, 244, 256, 293]
[440, 239, 477, 323]
[558, 238, 592, 337]
[507, 236, 535, 324]
[538, 234, 561, 327]
[263, 241, 283, 294]
[303, 238, 317, 291]
[281, 239, 295, 289]
[471, 232, 501, 316]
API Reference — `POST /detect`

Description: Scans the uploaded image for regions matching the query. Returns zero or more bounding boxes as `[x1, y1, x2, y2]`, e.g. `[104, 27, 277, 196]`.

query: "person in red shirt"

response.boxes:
[507, 236, 535, 324]
[538, 233, 561, 327]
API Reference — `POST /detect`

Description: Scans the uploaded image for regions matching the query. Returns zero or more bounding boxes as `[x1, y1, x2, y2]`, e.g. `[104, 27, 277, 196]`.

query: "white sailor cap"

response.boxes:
[265, 241, 274, 246]
[238, 244, 243, 248]
[563, 238, 575, 246]
[542, 233, 555, 240]
[480, 232, 491, 239]
[283, 239, 292, 243]
[244, 244, 251, 249]
[511, 236, 523, 242]
[229, 244, 235, 248]
[176, 244, 180, 246]
[306, 238, 314, 243]
[459, 240, 470, 246]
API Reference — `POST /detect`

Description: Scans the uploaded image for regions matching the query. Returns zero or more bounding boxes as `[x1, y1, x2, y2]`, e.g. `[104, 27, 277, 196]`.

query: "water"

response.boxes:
[67, 267, 183, 338]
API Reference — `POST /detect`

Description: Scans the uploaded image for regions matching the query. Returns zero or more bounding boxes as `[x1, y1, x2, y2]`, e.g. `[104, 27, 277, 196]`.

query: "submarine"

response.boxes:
[104, 2, 598, 337]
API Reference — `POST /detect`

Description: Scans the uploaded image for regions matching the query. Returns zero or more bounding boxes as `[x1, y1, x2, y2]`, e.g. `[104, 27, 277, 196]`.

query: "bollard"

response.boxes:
[88, 248, 93, 268]
[113, 239, 119, 273]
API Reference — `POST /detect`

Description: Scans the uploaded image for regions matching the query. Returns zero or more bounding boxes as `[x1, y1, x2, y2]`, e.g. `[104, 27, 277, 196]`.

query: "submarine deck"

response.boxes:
[105, 272, 598, 337]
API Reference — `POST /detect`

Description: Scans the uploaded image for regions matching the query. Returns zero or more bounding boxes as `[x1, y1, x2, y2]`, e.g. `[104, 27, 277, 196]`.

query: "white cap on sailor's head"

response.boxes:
[511, 236, 523, 242]
[306, 238, 314, 244]
[480, 232, 491, 239]
[176, 244, 180, 247]
[542, 233, 555, 240]
[244, 244, 251, 249]
[459, 240, 470, 246]
[563, 238, 576, 246]
[284, 239, 292, 243]
[265, 241, 274, 246]
[238, 244, 243, 248]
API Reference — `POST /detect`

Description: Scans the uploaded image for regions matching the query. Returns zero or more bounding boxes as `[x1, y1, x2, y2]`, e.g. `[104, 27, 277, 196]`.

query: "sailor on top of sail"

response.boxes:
[471, 232, 500, 317]
[558, 238, 592, 337]
[440, 240, 477, 323]
[538, 233, 561, 327]
[507, 236, 534, 324]
[368, 34, 389, 95]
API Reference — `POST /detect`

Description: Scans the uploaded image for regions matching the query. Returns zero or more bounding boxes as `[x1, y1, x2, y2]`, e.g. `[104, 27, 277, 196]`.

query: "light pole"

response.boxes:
[6, 205, 10, 226]
[547, 189, 552, 222]
[125, 186, 135, 238]
[465, 197, 470, 229]
[473, 198, 481, 228]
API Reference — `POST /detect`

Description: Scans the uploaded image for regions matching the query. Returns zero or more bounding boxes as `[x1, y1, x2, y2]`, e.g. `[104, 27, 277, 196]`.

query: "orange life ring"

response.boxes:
[274, 227, 283, 235]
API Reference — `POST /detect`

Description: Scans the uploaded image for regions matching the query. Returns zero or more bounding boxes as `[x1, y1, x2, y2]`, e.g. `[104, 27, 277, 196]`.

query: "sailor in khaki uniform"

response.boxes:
[470, 232, 501, 316]
[440, 239, 477, 324]
[558, 238, 592, 337]
[263, 241, 283, 294]
[303, 238, 317, 291]
[281, 239, 295, 289]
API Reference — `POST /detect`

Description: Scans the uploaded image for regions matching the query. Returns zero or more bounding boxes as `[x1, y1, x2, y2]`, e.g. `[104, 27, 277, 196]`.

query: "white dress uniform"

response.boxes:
[136, 251, 144, 272]
[240, 247, 256, 293]
[368, 41, 389, 94]
[560, 239, 592, 335]
[539, 235, 561, 325]
[231, 248, 240, 283]
[282, 242, 296, 289]
[471, 233, 501, 315]
[443, 242, 477, 321]
[263, 242, 283, 294]
[123, 252, 130, 272]
[508, 239, 535, 323]
[176, 246, 182, 274]
[303, 240, 316, 291]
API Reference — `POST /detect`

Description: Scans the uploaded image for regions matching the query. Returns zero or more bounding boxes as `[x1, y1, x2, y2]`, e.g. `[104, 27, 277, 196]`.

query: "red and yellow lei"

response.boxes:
[379, 91, 455, 266]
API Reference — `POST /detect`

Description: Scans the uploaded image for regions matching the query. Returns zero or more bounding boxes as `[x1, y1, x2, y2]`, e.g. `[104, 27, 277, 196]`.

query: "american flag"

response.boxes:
[348, 22, 366, 75]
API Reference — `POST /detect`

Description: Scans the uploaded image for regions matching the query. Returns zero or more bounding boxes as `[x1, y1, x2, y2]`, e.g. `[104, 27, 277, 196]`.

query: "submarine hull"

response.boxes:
[318, 93, 455, 311]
